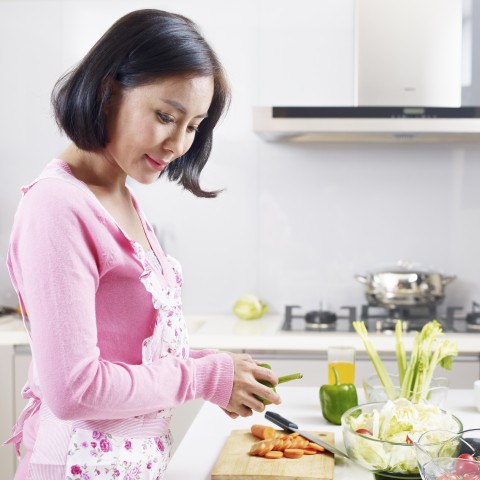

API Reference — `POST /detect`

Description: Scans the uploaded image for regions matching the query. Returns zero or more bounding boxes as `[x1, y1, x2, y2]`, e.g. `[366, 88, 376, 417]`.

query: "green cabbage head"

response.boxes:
[233, 294, 267, 320]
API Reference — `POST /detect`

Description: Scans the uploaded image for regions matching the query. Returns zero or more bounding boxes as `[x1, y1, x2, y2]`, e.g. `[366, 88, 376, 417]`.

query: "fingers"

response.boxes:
[254, 364, 279, 386]
[224, 354, 282, 418]
[221, 408, 239, 419]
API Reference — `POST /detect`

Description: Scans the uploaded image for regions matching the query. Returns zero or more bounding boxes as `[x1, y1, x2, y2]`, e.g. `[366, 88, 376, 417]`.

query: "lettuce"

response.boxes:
[345, 399, 461, 474]
[232, 294, 267, 320]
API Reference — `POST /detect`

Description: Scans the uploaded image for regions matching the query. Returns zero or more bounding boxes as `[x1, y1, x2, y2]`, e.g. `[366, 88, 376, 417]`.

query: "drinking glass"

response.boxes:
[328, 346, 355, 384]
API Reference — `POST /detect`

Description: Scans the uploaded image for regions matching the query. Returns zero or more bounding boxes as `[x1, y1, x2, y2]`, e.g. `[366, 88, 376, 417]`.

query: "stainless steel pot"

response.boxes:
[355, 261, 456, 308]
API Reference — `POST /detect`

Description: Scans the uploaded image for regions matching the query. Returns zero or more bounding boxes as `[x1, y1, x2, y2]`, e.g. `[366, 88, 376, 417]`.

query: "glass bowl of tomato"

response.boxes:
[414, 429, 480, 480]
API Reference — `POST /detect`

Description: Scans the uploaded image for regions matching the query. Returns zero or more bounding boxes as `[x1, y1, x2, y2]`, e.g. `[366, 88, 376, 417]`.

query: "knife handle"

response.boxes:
[265, 411, 299, 432]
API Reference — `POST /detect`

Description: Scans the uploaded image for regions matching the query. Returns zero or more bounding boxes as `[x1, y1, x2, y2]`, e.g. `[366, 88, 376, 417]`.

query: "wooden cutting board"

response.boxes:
[211, 429, 335, 480]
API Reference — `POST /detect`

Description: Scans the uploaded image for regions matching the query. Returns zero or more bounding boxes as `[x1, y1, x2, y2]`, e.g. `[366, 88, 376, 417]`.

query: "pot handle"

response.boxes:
[355, 274, 368, 284]
[441, 275, 456, 286]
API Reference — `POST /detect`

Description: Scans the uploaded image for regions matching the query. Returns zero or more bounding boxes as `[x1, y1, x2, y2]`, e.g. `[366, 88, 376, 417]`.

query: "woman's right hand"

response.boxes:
[224, 353, 281, 417]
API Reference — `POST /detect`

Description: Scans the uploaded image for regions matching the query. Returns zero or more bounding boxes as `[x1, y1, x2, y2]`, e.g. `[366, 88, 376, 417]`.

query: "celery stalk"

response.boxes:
[352, 321, 396, 399]
[354, 319, 458, 403]
[399, 331, 419, 400]
[399, 320, 458, 402]
[395, 320, 407, 385]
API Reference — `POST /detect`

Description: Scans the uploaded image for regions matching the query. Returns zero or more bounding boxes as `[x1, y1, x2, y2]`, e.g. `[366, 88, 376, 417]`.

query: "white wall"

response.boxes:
[1, 0, 480, 319]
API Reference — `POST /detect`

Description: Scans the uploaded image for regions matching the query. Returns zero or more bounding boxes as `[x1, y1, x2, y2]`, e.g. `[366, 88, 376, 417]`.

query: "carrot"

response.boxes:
[307, 442, 325, 452]
[250, 424, 277, 440]
[284, 448, 304, 459]
[264, 450, 283, 459]
[249, 440, 273, 456]
[248, 428, 324, 459]
[289, 436, 309, 449]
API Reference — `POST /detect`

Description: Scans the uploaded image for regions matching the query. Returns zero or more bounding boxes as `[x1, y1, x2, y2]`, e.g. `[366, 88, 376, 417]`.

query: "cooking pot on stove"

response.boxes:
[355, 261, 456, 308]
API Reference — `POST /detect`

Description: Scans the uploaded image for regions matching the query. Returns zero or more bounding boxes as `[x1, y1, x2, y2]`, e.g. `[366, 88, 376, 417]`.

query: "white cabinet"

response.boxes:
[0, 346, 16, 480]
[256, 0, 355, 106]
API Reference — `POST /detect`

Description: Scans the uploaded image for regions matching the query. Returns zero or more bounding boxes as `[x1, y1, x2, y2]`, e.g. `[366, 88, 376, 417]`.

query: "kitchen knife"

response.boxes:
[265, 411, 349, 460]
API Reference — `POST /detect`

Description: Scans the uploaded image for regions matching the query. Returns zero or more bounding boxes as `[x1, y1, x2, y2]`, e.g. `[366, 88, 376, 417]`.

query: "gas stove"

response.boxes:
[282, 302, 480, 334]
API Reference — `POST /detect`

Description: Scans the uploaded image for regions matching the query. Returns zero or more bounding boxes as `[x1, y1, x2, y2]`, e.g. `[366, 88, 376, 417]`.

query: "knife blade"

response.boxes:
[265, 411, 350, 460]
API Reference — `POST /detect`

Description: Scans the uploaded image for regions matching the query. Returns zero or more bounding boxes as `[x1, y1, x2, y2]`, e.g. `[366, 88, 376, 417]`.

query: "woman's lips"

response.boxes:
[145, 154, 167, 172]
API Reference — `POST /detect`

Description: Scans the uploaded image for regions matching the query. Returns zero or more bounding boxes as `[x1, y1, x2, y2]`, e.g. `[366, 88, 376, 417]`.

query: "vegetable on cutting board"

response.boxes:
[319, 366, 358, 425]
[248, 424, 327, 459]
[353, 319, 458, 402]
[255, 363, 303, 405]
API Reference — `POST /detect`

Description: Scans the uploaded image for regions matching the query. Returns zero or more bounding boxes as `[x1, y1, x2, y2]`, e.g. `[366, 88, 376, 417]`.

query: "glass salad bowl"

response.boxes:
[341, 400, 463, 480]
[414, 429, 480, 480]
[363, 373, 450, 407]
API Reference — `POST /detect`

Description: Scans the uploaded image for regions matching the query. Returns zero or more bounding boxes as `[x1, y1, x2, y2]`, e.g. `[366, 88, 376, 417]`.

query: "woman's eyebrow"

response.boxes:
[162, 99, 209, 118]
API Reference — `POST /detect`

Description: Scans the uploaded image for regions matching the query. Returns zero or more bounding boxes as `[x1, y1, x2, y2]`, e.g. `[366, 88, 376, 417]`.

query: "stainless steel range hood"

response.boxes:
[253, 0, 480, 143]
[253, 106, 480, 143]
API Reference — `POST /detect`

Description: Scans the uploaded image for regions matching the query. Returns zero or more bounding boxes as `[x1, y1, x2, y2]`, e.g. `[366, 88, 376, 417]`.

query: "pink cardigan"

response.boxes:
[7, 159, 233, 424]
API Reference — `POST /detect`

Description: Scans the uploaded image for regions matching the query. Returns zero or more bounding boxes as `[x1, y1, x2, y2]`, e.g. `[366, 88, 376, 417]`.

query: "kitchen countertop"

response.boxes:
[185, 314, 480, 354]
[164, 387, 480, 480]
[1, 313, 480, 354]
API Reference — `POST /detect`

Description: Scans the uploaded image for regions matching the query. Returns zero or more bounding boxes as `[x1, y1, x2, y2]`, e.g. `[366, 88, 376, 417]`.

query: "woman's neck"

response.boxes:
[59, 143, 127, 194]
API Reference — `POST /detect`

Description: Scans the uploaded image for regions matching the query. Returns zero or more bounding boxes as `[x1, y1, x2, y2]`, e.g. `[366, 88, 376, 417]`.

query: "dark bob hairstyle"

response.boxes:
[52, 9, 230, 198]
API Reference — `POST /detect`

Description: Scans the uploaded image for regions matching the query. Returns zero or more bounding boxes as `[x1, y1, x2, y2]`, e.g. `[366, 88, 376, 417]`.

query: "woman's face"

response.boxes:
[105, 75, 214, 184]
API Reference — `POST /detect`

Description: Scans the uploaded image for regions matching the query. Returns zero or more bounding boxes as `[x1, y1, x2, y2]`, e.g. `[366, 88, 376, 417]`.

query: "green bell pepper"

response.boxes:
[255, 363, 303, 404]
[319, 366, 358, 425]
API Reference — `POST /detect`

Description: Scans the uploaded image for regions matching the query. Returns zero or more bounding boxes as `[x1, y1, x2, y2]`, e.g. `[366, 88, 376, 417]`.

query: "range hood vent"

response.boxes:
[253, 0, 480, 143]
[253, 106, 480, 143]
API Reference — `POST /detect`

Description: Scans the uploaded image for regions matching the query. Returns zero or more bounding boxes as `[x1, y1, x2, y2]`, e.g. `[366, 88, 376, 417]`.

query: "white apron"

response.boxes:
[4, 163, 190, 480]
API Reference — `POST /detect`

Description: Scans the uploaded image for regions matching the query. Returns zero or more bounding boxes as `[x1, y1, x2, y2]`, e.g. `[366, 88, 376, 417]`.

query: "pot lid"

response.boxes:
[366, 260, 441, 275]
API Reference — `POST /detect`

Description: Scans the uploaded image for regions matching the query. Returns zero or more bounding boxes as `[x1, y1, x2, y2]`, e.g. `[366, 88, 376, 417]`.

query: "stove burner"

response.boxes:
[361, 304, 439, 332]
[466, 301, 480, 325]
[304, 310, 337, 330]
[282, 301, 480, 333]
[282, 305, 356, 331]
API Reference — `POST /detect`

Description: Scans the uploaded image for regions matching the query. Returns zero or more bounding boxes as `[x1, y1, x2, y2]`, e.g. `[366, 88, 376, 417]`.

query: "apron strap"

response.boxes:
[2, 385, 41, 456]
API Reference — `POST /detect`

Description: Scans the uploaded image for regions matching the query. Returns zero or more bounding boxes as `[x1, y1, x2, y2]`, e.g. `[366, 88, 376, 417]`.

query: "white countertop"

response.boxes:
[1, 313, 480, 354]
[165, 387, 480, 480]
[186, 314, 480, 354]
[0, 314, 29, 346]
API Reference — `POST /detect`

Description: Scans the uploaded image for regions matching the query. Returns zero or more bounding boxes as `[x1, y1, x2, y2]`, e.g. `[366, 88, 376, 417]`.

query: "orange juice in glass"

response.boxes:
[328, 346, 355, 384]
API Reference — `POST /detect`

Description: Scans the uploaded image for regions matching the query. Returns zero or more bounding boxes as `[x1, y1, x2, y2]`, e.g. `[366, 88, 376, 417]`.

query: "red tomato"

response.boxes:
[455, 453, 480, 476]
[459, 454, 476, 461]
[355, 428, 373, 436]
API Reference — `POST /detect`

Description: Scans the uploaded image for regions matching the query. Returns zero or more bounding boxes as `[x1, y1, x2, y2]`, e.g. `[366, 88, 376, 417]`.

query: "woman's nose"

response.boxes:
[163, 127, 186, 158]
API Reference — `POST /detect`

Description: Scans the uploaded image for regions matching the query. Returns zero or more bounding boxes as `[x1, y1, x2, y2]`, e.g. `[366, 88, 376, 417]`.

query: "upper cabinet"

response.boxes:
[256, 0, 355, 107]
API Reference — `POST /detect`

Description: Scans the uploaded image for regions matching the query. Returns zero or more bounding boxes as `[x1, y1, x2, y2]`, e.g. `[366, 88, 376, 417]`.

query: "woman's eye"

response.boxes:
[187, 125, 200, 134]
[157, 112, 174, 124]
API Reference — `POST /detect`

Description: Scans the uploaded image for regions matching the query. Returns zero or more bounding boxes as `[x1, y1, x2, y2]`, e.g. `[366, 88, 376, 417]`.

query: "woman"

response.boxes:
[4, 9, 280, 479]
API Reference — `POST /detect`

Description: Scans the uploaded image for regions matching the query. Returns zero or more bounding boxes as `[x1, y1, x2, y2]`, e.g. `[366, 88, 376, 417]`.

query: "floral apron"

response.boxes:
[4, 162, 190, 480]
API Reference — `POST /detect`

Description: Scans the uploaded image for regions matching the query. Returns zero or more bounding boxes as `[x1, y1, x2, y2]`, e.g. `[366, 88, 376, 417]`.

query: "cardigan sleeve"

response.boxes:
[7, 179, 234, 420]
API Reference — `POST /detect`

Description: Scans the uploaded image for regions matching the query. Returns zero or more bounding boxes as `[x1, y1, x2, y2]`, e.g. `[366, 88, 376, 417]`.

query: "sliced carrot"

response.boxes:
[284, 448, 304, 459]
[302, 448, 318, 455]
[307, 442, 325, 452]
[250, 424, 277, 440]
[290, 436, 309, 449]
[265, 450, 284, 459]
[249, 440, 272, 456]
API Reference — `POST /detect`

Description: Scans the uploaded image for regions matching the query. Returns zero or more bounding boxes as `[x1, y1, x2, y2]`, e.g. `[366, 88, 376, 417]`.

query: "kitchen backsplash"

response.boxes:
[1, 0, 480, 316]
